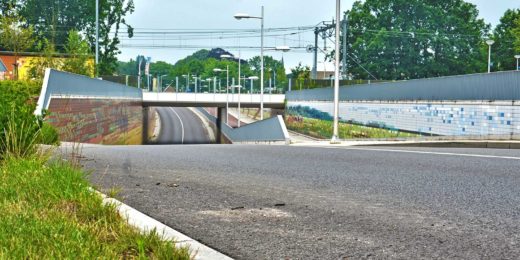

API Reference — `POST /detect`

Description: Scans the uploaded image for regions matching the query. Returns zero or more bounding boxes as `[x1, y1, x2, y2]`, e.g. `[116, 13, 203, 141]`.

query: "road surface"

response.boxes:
[155, 107, 212, 144]
[82, 145, 520, 259]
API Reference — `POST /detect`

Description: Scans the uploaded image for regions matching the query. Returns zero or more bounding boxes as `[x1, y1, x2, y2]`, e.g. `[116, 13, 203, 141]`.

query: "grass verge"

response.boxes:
[286, 116, 420, 139]
[0, 157, 191, 259]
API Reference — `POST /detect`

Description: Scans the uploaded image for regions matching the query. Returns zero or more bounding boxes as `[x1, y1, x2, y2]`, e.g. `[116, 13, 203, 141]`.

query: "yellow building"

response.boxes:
[0, 51, 94, 80]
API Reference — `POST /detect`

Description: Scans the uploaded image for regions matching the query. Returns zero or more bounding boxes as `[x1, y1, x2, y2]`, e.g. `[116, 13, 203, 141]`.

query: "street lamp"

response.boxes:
[248, 76, 259, 103]
[182, 74, 190, 92]
[515, 55, 520, 71]
[229, 84, 243, 127]
[213, 67, 230, 124]
[486, 39, 495, 73]
[159, 75, 168, 92]
[235, 7, 265, 119]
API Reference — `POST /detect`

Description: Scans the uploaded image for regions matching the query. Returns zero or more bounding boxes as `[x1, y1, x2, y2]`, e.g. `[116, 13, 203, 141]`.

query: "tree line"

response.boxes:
[117, 48, 288, 91]
[0, 0, 133, 79]
[340, 0, 520, 80]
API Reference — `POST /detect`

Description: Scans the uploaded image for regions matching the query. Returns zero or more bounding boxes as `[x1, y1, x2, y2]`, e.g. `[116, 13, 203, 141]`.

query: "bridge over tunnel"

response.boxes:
[35, 69, 290, 146]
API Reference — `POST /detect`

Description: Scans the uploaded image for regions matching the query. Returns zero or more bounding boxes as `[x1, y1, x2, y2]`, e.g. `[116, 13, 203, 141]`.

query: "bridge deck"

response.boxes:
[142, 92, 286, 108]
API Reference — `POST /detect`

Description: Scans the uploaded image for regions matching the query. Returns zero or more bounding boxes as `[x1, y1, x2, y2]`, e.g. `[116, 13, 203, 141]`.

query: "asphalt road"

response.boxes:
[82, 145, 520, 259]
[155, 107, 212, 144]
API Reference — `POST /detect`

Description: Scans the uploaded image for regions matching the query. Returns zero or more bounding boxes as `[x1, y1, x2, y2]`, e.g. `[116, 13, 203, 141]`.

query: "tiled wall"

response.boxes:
[46, 98, 144, 144]
[287, 101, 520, 139]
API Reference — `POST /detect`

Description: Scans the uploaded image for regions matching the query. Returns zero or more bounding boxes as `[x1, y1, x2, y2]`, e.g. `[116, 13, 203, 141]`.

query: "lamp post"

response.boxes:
[235, 7, 264, 119]
[515, 55, 520, 71]
[95, 0, 99, 77]
[486, 39, 495, 73]
[159, 75, 167, 92]
[182, 74, 190, 92]
[248, 76, 259, 103]
[214, 66, 230, 124]
[331, 0, 341, 143]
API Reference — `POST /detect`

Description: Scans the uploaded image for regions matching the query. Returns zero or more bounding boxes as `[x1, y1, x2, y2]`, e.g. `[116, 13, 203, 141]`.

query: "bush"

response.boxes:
[0, 80, 56, 159]
[38, 122, 60, 146]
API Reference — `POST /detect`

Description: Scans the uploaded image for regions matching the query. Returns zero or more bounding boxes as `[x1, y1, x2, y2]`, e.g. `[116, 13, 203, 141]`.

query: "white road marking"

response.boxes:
[169, 107, 185, 144]
[318, 146, 520, 161]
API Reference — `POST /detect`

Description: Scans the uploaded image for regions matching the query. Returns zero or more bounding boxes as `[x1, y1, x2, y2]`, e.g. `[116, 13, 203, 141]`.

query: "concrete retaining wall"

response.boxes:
[287, 101, 520, 139]
[286, 71, 520, 139]
[37, 69, 144, 144]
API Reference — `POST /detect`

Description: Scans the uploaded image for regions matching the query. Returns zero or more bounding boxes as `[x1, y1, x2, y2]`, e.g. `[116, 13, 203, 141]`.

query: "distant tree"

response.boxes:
[21, 0, 135, 75]
[150, 61, 175, 77]
[0, 0, 19, 17]
[492, 9, 520, 71]
[290, 62, 311, 90]
[0, 13, 34, 80]
[62, 30, 94, 76]
[28, 39, 62, 80]
[515, 18, 520, 54]
[248, 55, 287, 89]
[90, 0, 135, 75]
[343, 0, 489, 80]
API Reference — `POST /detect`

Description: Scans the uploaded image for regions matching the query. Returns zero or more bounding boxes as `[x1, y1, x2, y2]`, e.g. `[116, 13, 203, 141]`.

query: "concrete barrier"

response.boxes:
[197, 108, 290, 144]
[36, 69, 144, 144]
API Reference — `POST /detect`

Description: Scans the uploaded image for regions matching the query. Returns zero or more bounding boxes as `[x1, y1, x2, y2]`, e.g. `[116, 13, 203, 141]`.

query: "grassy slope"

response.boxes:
[0, 157, 190, 259]
[286, 116, 420, 139]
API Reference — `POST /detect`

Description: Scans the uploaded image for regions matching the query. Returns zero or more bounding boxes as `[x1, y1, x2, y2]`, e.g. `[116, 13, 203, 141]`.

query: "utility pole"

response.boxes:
[331, 0, 341, 143]
[311, 20, 336, 79]
[342, 12, 348, 79]
[95, 0, 99, 77]
[312, 29, 319, 79]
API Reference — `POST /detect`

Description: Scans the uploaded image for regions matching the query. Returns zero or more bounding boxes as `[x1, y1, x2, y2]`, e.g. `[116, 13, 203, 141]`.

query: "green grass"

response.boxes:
[0, 157, 191, 259]
[286, 116, 420, 139]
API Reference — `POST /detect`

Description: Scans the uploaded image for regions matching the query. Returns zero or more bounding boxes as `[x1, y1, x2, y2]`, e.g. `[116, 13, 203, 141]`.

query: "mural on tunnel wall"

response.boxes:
[286, 101, 520, 139]
[46, 98, 144, 144]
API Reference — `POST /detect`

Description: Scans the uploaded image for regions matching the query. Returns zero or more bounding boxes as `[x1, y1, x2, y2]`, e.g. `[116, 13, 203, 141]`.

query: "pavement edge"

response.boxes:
[98, 192, 233, 260]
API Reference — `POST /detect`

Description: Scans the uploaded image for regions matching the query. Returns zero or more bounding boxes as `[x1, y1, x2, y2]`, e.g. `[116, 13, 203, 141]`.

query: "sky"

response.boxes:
[117, 0, 520, 72]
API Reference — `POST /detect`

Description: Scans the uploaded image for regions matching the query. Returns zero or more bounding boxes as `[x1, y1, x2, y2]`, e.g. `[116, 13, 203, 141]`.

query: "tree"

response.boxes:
[20, 0, 134, 75]
[514, 18, 520, 55]
[88, 0, 135, 75]
[20, 0, 91, 50]
[150, 61, 175, 77]
[0, 13, 34, 80]
[27, 39, 61, 80]
[62, 30, 94, 77]
[248, 55, 287, 89]
[492, 9, 520, 71]
[0, 0, 19, 17]
[343, 0, 489, 80]
[290, 62, 311, 90]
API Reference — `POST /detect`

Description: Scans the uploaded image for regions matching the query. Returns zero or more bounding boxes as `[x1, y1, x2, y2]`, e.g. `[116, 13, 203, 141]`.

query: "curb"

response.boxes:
[99, 193, 233, 260]
[291, 140, 520, 149]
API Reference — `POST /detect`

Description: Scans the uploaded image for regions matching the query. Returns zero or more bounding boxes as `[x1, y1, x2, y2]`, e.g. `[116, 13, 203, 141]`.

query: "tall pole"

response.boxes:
[226, 65, 229, 124]
[137, 59, 142, 89]
[260, 6, 265, 120]
[312, 29, 318, 79]
[95, 0, 99, 77]
[486, 40, 494, 73]
[273, 69, 276, 91]
[342, 12, 348, 79]
[488, 44, 492, 73]
[331, 0, 341, 143]
[238, 50, 242, 127]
